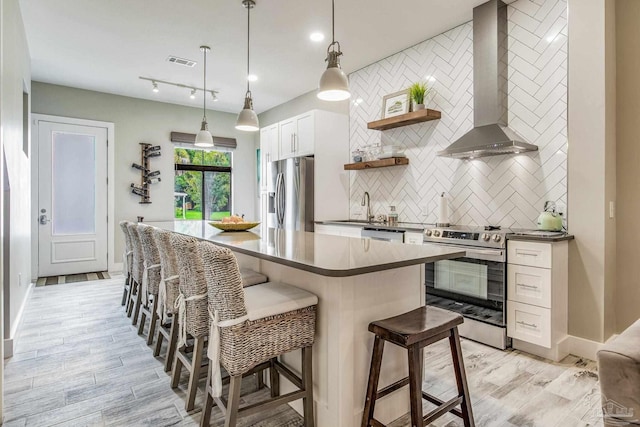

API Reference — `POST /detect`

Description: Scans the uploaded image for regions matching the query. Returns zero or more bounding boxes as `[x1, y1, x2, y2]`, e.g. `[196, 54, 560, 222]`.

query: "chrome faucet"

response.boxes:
[361, 191, 374, 222]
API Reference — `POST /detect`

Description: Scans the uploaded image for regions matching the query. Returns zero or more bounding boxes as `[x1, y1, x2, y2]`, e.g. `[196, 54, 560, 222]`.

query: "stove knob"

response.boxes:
[482, 233, 490, 241]
[425, 229, 432, 237]
[433, 230, 441, 237]
[492, 235, 502, 242]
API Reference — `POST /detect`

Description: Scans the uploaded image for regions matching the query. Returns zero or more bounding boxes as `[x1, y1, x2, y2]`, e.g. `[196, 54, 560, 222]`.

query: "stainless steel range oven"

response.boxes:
[423, 226, 510, 349]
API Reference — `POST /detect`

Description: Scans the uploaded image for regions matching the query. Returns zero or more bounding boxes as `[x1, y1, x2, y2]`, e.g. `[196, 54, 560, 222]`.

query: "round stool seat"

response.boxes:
[369, 306, 463, 347]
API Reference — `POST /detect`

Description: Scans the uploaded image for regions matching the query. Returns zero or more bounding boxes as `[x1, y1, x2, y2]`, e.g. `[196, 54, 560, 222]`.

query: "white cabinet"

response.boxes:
[279, 112, 315, 159]
[506, 239, 568, 361]
[259, 124, 279, 191]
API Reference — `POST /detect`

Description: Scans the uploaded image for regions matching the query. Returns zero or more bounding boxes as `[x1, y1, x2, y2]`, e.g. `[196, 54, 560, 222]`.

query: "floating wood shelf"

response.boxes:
[344, 157, 409, 170]
[367, 109, 441, 131]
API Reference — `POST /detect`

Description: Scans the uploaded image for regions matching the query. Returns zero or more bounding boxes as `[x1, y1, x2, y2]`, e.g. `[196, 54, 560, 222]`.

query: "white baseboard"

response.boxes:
[566, 334, 606, 361]
[6, 282, 34, 359]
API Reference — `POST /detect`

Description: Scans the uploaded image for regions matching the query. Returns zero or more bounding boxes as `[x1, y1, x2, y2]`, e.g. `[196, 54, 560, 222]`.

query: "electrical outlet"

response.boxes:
[352, 207, 363, 216]
[18, 272, 22, 286]
[421, 205, 429, 216]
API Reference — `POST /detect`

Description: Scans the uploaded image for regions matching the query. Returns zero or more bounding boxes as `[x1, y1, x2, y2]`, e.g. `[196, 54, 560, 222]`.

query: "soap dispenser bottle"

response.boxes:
[388, 206, 398, 226]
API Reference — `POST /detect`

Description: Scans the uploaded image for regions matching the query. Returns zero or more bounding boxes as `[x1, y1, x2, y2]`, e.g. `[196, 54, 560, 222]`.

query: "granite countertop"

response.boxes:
[146, 221, 464, 277]
[317, 219, 432, 233]
[506, 231, 574, 242]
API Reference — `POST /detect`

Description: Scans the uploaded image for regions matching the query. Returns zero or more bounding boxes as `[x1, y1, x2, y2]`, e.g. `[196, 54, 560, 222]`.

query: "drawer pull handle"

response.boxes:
[517, 251, 539, 257]
[516, 320, 538, 328]
[518, 284, 539, 290]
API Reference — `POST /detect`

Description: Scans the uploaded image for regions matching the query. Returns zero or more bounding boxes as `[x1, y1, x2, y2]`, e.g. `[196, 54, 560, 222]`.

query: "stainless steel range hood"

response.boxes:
[438, 0, 538, 159]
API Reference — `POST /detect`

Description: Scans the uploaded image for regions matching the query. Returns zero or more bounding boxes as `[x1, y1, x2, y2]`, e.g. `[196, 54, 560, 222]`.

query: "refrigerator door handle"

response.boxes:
[275, 173, 285, 226]
[274, 173, 281, 225]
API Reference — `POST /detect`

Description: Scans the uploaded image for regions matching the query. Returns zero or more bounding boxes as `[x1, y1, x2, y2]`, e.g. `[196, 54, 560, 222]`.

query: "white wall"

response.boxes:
[567, 0, 617, 342]
[31, 82, 257, 268]
[258, 89, 349, 128]
[1, 0, 33, 414]
[614, 0, 639, 333]
[348, 0, 568, 229]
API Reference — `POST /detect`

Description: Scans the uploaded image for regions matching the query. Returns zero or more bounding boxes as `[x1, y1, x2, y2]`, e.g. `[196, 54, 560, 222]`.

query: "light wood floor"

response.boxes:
[4, 276, 602, 427]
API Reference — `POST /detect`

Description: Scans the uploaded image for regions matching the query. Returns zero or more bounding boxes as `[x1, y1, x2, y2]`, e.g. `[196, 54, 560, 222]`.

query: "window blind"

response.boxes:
[170, 132, 237, 150]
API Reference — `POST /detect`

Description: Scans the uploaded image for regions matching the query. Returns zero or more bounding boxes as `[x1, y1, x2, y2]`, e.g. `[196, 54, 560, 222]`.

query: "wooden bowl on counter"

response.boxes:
[208, 221, 260, 232]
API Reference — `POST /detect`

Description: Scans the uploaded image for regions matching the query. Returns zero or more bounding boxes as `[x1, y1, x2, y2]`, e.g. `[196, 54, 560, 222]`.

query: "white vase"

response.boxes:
[414, 103, 425, 111]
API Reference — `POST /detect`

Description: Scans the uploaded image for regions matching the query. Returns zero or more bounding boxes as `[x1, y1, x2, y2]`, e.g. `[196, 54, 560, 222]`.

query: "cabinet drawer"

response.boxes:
[507, 301, 551, 348]
[507, 264, 551, 308]
[507, 240, 552, 268]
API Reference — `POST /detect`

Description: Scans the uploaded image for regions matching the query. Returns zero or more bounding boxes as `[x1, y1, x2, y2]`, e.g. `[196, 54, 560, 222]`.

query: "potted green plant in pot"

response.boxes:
[409, 81, 429, 111]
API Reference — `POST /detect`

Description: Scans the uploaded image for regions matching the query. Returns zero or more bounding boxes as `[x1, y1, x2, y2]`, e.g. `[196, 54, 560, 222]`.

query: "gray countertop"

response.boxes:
[506, 232, 574, 242]
[318, 220, 575, 242]
[145, 221, 465, 277]
[317, 219, 432, 233]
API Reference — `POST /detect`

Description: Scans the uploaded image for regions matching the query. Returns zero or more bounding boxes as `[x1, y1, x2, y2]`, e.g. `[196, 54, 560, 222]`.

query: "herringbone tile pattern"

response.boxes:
[348, 0, 567, 229]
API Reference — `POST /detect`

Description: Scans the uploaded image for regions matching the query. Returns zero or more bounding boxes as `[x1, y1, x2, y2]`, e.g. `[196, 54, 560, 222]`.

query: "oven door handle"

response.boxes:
[465, 249, 504, 257]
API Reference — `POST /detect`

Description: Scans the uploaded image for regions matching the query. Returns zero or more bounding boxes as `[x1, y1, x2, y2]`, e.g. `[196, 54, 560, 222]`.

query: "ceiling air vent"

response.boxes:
[166, 56, 197, 68]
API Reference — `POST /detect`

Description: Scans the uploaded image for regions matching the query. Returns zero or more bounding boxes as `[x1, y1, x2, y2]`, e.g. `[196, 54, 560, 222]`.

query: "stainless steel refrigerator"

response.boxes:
[266, 157, 314, 231]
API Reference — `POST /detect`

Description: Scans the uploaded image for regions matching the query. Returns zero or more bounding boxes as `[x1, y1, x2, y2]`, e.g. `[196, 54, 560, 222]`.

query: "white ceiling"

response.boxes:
[19, 0, 490, 114]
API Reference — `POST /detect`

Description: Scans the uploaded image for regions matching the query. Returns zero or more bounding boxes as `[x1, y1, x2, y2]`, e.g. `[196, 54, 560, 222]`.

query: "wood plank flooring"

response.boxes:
[5, 276, 602, 427]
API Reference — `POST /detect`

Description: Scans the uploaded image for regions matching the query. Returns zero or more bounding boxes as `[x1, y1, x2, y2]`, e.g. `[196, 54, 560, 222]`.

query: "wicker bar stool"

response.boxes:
[362, 306, 475, 427]
[152, 228, 181, 372]
[127, 223, 145, 324]
[197, 240, 318, 427]
[170, 232, 210, 412]
[137, 224, 162, 344]
[119, 221, 134, 308]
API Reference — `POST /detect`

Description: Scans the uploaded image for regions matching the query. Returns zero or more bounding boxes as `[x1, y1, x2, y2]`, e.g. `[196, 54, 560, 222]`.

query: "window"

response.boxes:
[174, 148, 232, 220]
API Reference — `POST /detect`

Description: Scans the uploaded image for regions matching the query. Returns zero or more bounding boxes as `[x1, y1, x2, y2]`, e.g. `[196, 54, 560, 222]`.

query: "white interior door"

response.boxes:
[38, 121, 108, 276]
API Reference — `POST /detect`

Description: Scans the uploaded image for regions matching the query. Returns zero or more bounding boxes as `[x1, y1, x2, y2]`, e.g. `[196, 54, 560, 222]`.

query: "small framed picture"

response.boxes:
[382, 89, 411, 119]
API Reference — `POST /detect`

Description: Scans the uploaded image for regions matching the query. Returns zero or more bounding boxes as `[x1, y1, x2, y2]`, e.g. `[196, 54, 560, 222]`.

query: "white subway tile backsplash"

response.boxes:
[348, 0, 567, 229]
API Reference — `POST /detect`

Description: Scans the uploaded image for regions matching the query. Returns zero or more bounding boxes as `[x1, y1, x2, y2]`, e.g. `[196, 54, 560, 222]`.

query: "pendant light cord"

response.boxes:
[326, 0, 340, 56]
[332, 0, 335, 44]
[203, 48, 207, 121]
[246, 3, 251, 95]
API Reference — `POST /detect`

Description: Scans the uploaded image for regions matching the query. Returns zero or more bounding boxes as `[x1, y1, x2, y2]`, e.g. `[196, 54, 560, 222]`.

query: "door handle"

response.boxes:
[39, 214, 50, 225]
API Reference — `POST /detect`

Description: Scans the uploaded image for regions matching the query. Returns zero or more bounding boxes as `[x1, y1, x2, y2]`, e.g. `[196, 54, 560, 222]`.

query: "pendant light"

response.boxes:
[317, 0, 350, 101]
[195, 45, 214, 147]
[235, 0, 260, 132]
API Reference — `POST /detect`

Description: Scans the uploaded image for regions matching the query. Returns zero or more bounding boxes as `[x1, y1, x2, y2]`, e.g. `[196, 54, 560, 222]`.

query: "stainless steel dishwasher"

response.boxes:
[361, 227, 405, 243]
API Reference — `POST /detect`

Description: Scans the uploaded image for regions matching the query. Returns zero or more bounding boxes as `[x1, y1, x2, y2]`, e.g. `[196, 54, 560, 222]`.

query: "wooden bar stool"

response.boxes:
[152, 228, 181, 372]
[126, 223, 145, 324]
[170, 233, 210, 412]
[137, 224, 162, 345]
[362, 306, 475, 427]
[197, 240, 317, 427]
[119, 221, 134, 308]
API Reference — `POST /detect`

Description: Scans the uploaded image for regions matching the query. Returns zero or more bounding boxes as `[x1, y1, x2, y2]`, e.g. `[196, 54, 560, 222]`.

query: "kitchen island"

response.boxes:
[146, 221, 465, 427]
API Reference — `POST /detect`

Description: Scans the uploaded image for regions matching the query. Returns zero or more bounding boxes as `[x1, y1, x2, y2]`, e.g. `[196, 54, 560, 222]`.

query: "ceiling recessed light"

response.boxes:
[247, 74, 258, 82]
[310, 32, 325, 42]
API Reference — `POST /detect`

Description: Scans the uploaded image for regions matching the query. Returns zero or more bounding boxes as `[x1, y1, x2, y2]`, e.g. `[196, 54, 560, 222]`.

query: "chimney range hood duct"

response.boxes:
[438, 0, 538, 159]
